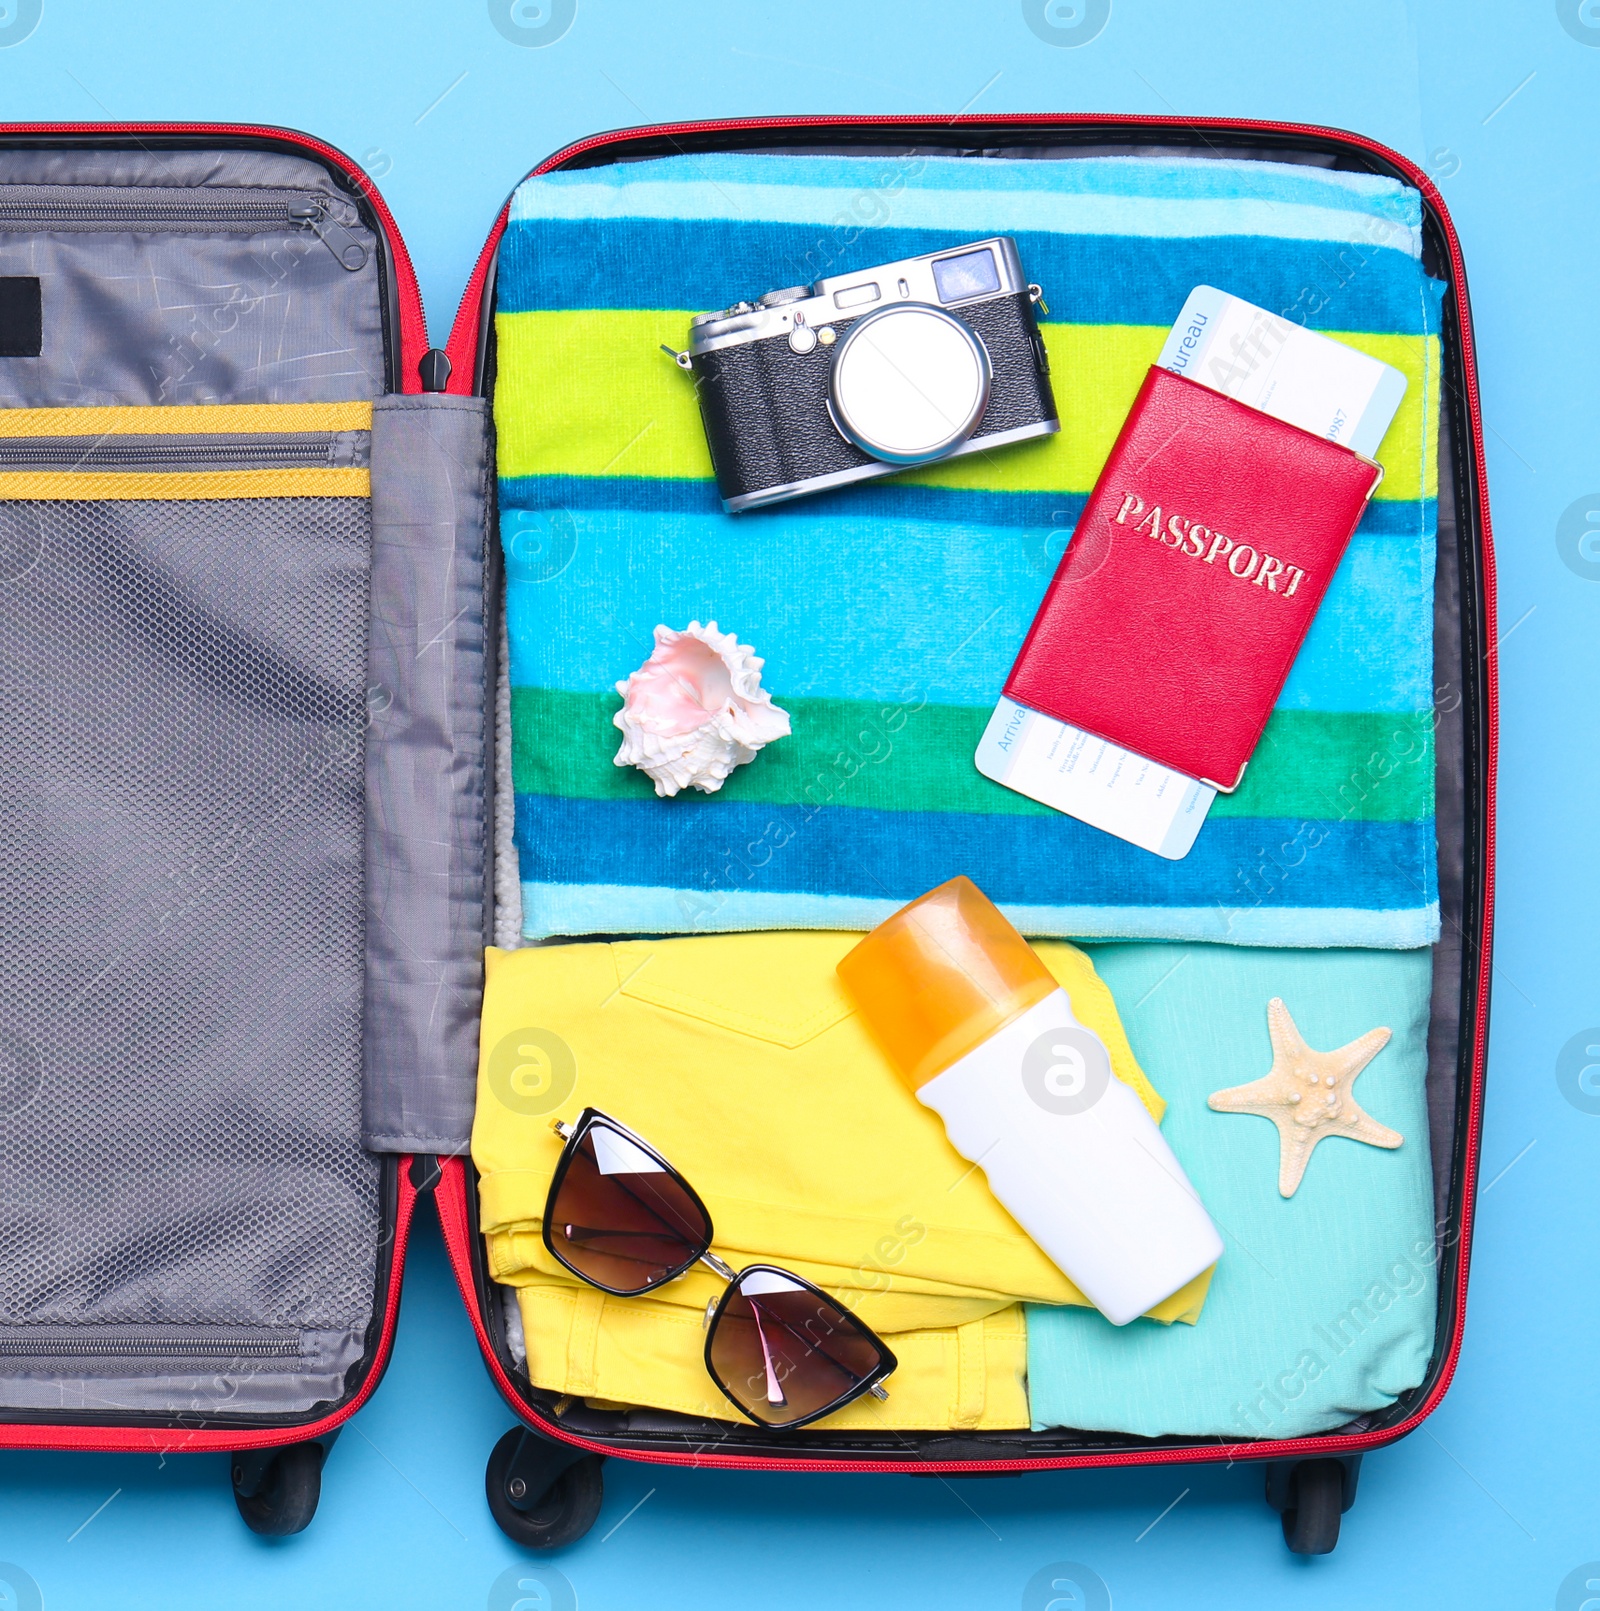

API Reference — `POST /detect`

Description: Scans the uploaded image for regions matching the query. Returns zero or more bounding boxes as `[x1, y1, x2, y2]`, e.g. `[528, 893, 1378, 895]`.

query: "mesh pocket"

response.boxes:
[0, 422, 382, 1416]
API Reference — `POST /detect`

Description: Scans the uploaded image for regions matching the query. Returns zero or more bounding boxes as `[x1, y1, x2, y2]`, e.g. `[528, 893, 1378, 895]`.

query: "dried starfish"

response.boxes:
[1208, 998, 1401, 1197]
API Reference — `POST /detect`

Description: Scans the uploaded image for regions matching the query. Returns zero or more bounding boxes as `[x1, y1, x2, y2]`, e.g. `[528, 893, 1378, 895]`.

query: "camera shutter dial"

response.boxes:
[828, 304, 992, 465]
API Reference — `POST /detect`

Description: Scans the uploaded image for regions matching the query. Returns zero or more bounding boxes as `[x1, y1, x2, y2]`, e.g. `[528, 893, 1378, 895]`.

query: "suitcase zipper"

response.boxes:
[0, 189, 368, 271]
[0, 1329, 300, 1360]
[0, 438, 347, 469]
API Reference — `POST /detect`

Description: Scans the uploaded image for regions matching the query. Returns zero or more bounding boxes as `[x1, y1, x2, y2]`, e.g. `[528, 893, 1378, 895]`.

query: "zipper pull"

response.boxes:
[288, 199, 369, 272]
[418, 348, 452, 392]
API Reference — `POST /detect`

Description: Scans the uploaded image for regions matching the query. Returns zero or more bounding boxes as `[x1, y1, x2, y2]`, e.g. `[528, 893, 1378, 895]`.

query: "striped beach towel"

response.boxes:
[495, 153, 1443, 946]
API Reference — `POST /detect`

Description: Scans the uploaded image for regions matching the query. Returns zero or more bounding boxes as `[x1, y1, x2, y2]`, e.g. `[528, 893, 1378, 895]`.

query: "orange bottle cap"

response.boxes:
[837, 876, 1056, 1091]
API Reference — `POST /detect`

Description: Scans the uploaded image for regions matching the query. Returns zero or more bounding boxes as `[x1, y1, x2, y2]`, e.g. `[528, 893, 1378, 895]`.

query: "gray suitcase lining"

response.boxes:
[0, 146, 488, 1420]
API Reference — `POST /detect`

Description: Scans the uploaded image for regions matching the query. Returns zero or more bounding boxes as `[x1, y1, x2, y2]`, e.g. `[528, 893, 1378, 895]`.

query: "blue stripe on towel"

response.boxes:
[502, 506, 1435, 713]
[498, 220, 1431, 333]
[514, 794, 1438, 914]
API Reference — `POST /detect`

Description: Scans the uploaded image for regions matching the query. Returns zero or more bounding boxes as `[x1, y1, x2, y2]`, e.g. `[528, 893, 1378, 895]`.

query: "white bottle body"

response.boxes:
[917, 988, 1222, 1325]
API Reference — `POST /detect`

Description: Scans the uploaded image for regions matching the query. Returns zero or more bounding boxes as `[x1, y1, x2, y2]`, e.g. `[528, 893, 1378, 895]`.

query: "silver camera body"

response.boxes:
[680, 237, 1059, 512]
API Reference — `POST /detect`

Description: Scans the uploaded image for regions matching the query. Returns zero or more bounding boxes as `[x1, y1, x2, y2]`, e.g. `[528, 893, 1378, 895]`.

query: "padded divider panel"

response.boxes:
[364, 394, 491, 1154]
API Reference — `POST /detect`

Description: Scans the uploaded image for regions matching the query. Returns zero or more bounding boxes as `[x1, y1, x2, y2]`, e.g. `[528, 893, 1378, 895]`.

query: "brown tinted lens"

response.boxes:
[707, 1270, 886, 1427]
[547, 1119, 710, 1293]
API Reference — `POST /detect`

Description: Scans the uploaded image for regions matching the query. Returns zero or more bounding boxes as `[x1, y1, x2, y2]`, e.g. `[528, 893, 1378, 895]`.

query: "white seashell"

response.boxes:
[613, 621, 791, 798]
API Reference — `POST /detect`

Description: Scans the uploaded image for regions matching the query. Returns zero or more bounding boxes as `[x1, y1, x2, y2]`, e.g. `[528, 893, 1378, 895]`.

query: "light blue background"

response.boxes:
[0, 1, 1594, 1606]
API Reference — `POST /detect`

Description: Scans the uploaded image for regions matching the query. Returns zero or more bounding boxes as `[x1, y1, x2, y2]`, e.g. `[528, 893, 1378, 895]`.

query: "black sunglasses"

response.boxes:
[542, 1108, 897, 1431]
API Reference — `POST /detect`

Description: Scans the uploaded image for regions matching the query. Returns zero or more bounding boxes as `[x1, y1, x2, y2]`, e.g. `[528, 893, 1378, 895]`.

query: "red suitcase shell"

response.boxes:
[0, 116, 1493, 1557]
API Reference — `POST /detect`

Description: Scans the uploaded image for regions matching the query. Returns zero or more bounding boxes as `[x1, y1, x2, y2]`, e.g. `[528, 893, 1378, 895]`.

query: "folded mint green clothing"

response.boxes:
[1027, 944, 1436, 1439]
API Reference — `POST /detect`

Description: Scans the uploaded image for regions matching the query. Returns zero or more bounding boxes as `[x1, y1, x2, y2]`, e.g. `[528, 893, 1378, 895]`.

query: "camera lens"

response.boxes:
[829, 304, 992, 466]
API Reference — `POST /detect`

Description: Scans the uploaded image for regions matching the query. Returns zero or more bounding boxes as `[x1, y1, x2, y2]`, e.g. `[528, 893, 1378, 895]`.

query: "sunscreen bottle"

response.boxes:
[838, 876, 1222, 1325]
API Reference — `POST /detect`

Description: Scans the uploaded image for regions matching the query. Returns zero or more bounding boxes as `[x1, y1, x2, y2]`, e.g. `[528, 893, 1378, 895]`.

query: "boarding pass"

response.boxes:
[976, 288, 1407, 858]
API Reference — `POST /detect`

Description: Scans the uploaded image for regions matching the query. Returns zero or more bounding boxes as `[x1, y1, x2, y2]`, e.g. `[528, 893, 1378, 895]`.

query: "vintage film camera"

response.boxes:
[671, 237, 1059, 512]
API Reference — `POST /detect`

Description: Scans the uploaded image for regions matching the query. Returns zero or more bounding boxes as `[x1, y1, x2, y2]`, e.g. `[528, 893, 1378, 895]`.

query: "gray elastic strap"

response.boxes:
[364, 394, 490, 1154]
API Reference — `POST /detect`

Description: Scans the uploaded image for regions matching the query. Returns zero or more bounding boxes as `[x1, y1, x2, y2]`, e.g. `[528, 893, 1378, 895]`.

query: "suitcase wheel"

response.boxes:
[486, 1425, 605, 1550]
[1267, 1456, 1357, 1555]
[231, 1440, 325, 1536]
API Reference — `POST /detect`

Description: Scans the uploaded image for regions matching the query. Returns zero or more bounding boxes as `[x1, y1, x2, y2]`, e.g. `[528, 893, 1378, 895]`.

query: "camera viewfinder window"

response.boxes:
[933, 248, 1000, 304]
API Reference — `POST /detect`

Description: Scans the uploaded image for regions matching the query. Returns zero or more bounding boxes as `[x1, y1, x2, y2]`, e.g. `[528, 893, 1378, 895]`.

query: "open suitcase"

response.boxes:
[0, 114, 1495, 1556]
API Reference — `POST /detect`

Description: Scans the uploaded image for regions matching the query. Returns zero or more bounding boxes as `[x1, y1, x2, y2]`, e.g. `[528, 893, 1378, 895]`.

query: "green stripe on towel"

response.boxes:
[512, 688, 1434, 824]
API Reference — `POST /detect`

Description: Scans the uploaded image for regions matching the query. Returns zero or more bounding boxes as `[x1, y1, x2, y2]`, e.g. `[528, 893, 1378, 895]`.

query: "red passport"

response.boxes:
[1003, 366, 1383, 791]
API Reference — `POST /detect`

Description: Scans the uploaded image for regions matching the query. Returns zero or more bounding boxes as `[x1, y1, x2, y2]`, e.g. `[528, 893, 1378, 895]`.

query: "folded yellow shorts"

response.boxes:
[473, 931, 1213, 1428]
[515, 1280, 1031, 1432]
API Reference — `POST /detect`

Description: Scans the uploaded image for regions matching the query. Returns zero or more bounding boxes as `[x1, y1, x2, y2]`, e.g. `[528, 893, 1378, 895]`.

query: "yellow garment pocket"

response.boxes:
[610, 933, 857, 1047]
